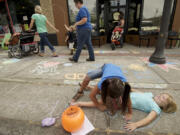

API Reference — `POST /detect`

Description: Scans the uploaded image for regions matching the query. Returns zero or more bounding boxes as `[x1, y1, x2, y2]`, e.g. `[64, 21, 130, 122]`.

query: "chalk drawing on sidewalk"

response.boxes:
[119, 50, 130, 54]
[133, 70, 154, 80]
[64, 80, 98, 85]
[94, 50, 105, 54]
[142, 57, 180, 72]
[2, 58, 21, 64]
[64, 72, 100, 85]
[94, 50, 116, 54]
[94, 50, 130, 54]
[63, 63, 73, 67]
[64, 80, 80, 85]
[31, 61, 60, 75]
[128, 64, 146, 71]
[63, 80, 167, 89]
[130, 83, 167, 89]
[64, 73, 86, 80]
[131, 50, 140, 54]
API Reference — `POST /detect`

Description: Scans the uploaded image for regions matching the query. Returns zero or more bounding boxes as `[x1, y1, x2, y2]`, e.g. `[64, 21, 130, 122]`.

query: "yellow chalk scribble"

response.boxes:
[128, 64, 146, 71]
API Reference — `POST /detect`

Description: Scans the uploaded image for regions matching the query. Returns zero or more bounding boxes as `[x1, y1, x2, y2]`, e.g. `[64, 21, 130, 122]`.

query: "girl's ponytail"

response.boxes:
[121, 82, 131, 114]
[101, 79, 110, 104]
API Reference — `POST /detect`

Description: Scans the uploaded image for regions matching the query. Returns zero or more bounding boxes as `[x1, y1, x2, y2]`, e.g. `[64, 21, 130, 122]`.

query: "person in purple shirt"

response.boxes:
[69, 0, 95, 62]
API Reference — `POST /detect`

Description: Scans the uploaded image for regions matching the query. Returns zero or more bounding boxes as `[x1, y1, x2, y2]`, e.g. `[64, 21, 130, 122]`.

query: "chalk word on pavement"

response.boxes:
[64, 73, 86, 80]
[32, 61, 60, 75]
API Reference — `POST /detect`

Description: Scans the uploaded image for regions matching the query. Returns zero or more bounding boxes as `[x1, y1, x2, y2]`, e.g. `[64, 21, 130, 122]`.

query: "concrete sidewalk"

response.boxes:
[0, 44, 180, 135]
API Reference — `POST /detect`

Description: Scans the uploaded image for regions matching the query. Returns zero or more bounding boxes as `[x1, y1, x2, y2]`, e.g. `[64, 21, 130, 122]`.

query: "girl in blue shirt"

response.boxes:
[71, 63, 132, 120]
[72, 89, 177, 132]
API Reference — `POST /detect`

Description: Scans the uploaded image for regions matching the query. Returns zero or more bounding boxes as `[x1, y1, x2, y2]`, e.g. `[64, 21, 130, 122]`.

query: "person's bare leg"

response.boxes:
[79, 75, 91, 92]
[79, 82, 94, 91]
[71, 75, 91, 102]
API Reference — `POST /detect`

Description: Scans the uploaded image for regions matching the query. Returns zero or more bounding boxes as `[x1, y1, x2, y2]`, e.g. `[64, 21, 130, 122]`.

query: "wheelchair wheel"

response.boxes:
[8, 51, 13, 58]
[33, 44, 39, 54]
[11, 45, 22, 59]
[111, 43, 116, 50]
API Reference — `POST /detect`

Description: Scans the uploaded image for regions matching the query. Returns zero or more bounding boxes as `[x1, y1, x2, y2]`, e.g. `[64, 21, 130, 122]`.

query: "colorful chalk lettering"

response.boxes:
[64, 73, 86, 80]
[32, 61, 60, 75]
[63, 63, 73, 67]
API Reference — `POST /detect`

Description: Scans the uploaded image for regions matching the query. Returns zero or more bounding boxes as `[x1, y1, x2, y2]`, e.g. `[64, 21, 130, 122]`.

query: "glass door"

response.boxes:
[97, 0, 127, 42]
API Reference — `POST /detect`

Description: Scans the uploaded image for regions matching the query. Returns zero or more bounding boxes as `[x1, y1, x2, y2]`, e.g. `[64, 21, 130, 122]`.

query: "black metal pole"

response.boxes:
[5, 0, 15, 34]
[149, 0, 174, 64]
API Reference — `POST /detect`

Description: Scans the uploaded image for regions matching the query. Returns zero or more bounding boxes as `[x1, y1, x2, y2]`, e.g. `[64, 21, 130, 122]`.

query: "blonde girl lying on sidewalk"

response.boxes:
[71, 88, 177, 132]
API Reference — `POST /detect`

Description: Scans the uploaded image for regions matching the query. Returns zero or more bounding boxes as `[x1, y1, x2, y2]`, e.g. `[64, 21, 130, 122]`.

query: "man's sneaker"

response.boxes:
[86, 58, 95, 62]
[69, 57, 78, 63]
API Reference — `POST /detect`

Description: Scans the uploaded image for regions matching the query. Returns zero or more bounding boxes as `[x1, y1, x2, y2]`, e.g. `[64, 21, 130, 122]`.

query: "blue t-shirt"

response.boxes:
[130, 92, 161, 115]
[76, 6, 92, 30]
[98, 64, 127, 90]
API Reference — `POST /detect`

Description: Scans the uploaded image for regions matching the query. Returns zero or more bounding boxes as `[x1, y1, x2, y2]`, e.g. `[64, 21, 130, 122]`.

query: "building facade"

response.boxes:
[0, 0, 180, 46]
[42, 0, 180, 46]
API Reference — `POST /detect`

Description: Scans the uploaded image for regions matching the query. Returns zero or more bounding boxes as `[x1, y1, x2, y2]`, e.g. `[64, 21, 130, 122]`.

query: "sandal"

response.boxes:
[52, 54, 58, 57]
[52, 52, 58, 57]
[72, 89, 84, 102]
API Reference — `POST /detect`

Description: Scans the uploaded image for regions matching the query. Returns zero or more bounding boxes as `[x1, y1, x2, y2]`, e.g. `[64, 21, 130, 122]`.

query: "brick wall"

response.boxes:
[39, 0, 55, 34]
[172, 0, 180, 32]
[52, 0, 69, 45]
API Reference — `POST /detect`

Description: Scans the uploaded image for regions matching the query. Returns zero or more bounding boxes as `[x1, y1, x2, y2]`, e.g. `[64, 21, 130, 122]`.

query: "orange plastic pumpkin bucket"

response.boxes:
[61, 106, 85, 133]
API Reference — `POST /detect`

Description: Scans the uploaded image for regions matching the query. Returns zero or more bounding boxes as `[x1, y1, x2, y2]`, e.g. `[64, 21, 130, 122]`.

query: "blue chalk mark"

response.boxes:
[148, 62, 156, 67]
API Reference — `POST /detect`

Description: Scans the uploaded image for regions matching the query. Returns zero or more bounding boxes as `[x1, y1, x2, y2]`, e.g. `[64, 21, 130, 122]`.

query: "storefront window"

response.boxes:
[0, 0, 40, 34]
[110, 0, 118, 6]
[141, 0, 165, 31]
[110, 0, 126, 6]
[67, 0, 97, 32]
[127, 0, 141, 34]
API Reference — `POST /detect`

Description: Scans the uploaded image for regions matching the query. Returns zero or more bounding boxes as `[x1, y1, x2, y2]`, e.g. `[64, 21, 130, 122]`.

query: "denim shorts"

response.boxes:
[87, 64, 105, 80]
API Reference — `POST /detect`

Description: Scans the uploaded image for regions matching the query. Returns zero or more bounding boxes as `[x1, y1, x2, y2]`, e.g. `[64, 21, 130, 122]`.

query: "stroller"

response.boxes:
[111, 26, 124, 50]
[7, 30, 39, 59]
